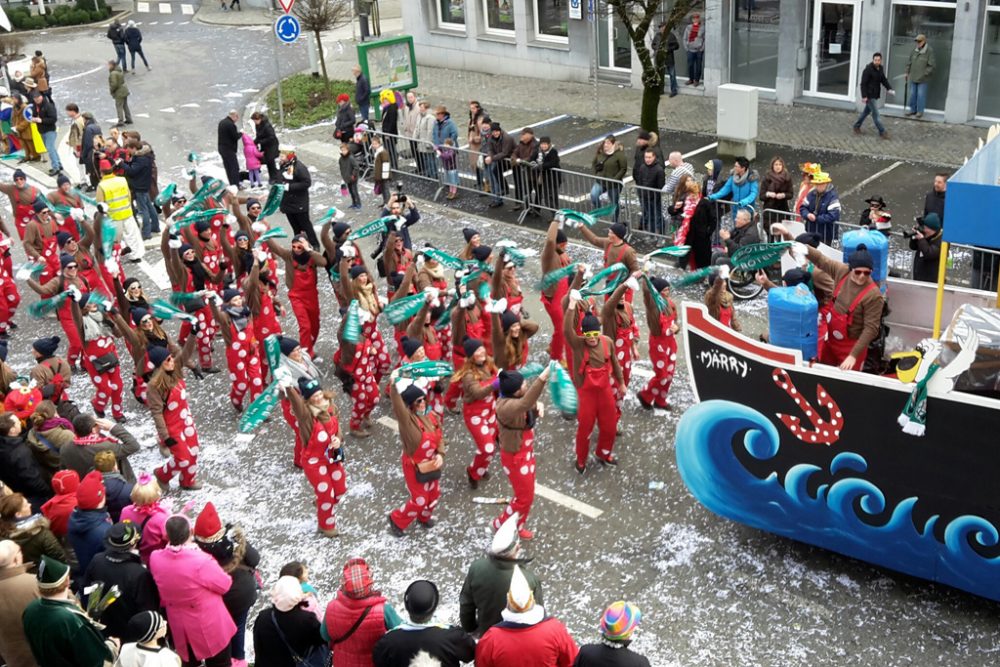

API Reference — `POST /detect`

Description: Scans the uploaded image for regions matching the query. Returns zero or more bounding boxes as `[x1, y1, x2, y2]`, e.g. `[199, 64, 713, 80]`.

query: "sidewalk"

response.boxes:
[200, 8, 986, 168]
[194, 2, 274, 26]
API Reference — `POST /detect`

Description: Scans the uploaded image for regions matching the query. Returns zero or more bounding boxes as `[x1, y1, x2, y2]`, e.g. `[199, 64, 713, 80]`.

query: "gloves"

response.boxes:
[281, 184, 289, 192]
[460, 293, 476, 308]
[224, 214, 238, 228]
[168, 236, 182, 250]
[569, 289, 582, 302]
[225, 185, 238, 197]
[206, 291, 222, 306]
[251, 221, 267, 234]
[163, 437, 178, 448]
[393, 216, 406, 231]
[341, 244, 356, 258]
[96, 202, 108, 215]
[254, 247, 267, 263]
[486, 297, 507, 314]
[581, 266, 593, 280]
[70, 208, 85, 222]
[415, 254, 425, 271]
[67, 285, 83, 302]
[283, 170, 294, 181]
[717, 264, 731, 281]
[624, 276, 640, 292]
[424, 286, 440, 302]
[105, 260, 119, 278]
[790, 242, 809, 266]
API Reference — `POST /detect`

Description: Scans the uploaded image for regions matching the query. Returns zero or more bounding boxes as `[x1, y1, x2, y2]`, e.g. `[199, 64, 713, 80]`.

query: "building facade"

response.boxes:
[404, 0, 1000, 124]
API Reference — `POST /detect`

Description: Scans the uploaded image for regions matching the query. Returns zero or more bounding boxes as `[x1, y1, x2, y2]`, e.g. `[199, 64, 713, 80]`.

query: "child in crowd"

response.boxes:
[440, 137, 459, 200]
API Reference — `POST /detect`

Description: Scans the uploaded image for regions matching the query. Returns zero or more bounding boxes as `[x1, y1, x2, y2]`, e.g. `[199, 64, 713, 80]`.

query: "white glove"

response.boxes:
[251, 221, 267, 234]
[554, 211, 566, 230]
[790, 242, 809, 266]
[282, 184, 289, 192]
[0, 236, 11, 250]
[282, 170, 294, 181]
[624, 276, 640, 292]
[394, 377, 414, 393]
[254, 247, 267, 263]
[224, 214, 238, 228]
[510, 302, 522, 315]
[569, 289, 582, 302]
[70, 208, 85, 222]
[357, 308, 373, 325]
[225, 185, 238, 197]
[207, 291, 223, 306]
[96, 202, 108, 215]
[168, 237, 182, 250]
[424, 286, 440, 302]
[455, 269, 467, 280]
[495, 239, 515, 249]
[642, 260, 653, 273]
[717, 264, 731, 282]
[415, 254, 425, 271]
[67, 284, 82, 302]
[581, 266, 593, 280]
[487, 297, 507, 314]
[105, 260, 119, 278]
[341, 244, 356, 258]
[274, 367, 294, 390]
[460, 293, 476, 308]
[393, 216, 406, 231]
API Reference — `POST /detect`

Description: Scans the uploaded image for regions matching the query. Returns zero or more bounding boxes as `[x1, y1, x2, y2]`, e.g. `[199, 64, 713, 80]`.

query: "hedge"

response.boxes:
[8, 0, 112, 30]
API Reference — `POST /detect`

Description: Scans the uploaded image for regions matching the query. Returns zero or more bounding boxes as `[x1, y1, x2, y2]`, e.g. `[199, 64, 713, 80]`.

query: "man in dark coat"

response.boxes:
[380, 93, 399, 168]
[278, 152, 318, 247]
[373, 580, 476, 667]
[0, 413, 52, 511]
[574, 601, 650, 667]
[123, 21, 151, 71]
[923, 172, 946, 223]
[352, 64, 371, 122]
[459, 514, 543, 638]
[60, 414, 140, 483]
[251, 112, 280, 182]
[853, 52, 893, 139]
[106, 19, 127, 72]
[909, 212, 944, 284]
[119, 140, 159, 239]
[80, 113, 103, 190]
[633, 148, 665, 234]
[217, 110, 242, 186]
[84, 522, 159, 640]
[30, 89, 61, 175]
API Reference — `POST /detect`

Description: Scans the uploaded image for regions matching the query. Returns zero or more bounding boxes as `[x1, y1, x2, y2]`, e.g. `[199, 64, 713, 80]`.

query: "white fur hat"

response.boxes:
[506, 564, 534, 613]
[489, 512, 519, 556]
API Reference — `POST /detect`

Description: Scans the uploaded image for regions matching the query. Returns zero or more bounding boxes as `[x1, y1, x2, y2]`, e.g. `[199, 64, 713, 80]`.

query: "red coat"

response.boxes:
[476, 617, 578, 667]
[149, 543, 236, 662]
[325, 594, 387, 667]
[40, 493, 76, 537]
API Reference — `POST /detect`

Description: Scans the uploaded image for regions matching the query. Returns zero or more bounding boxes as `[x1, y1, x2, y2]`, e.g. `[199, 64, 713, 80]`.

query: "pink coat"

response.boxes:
[149, 543, 236, 662]
[119, 503, 170, 565]
[242, 134, 263, 171]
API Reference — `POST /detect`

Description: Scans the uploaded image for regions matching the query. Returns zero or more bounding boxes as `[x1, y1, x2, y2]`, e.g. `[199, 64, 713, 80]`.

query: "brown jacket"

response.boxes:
[30, 61, 49, 93]
[0, 564, 41, 667]
[495, 376, 546, 453]
[807, 247, 884, 357]
[580, 226, 639, 273]
[563, 307, 624, 388]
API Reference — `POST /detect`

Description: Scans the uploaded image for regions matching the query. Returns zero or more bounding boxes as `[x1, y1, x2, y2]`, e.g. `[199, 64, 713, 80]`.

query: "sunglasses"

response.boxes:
[853, 269, 871, 276]
[65, 264, 78, 270]
[582, 330, 601, 338]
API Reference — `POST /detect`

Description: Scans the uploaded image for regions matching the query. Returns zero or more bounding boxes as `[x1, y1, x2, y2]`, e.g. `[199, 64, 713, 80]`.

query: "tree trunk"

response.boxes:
[314, 30, 330, 86]
[640, 84, 661, 133]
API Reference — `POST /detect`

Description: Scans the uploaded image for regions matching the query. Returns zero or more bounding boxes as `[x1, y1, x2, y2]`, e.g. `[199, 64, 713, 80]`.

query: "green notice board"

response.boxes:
[357, 35, 418, 94]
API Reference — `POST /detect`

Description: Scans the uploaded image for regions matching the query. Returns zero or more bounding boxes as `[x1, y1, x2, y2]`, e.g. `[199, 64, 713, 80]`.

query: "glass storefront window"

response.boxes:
[977, 3, 1000, 118]
[886, 2, 955, 112]
[483, 0, 515, 33]
[535, 0, 568, 40]
[730, 0, 781, 89]
[437, 0, 465, 27]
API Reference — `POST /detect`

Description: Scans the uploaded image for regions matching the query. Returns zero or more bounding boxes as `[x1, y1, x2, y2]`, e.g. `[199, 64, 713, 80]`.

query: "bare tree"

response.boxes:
[293, 0, 352, 87]
[605, 0, 697, 131]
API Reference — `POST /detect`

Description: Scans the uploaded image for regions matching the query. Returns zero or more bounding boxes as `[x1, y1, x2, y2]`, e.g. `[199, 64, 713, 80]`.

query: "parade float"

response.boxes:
[675, 127, 1000, 602]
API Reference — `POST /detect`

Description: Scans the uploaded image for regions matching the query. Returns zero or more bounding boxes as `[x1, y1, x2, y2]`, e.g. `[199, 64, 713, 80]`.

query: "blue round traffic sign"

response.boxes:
[275, 14, 300, 43]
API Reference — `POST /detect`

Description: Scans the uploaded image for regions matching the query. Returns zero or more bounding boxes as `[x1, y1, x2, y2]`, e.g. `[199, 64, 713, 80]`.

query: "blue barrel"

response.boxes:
[768, 285, 818, 360]
[842, 228, 889, 292]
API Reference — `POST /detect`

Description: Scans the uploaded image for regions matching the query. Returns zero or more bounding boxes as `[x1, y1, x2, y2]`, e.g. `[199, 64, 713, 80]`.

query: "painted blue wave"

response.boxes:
[675, 400, 1000, 602]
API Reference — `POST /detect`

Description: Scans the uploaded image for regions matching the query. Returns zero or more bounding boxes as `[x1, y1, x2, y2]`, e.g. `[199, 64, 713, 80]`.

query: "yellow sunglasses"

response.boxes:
[582, 330, 601, 338]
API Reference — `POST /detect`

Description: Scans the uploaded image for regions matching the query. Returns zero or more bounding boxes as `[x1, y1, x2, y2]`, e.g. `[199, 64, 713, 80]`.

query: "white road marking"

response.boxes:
[164, 20, 174, 24]
[682, 142, 719, 159]
[135, 113, 150, 118]
[375, 416, 602, 519]
[207, 99, 225, 104]
[181, 3, 194, 14]
[224, 92, 243, 98]
[148, 20, 158, 24]
[559, 125, 638, 157]
[180, 103, 200, 108]
[136, 1, 149, 10]
[50, 65, 104, 84]
[158, 2, 170, 12]
[239, 88, 260, 93]
[841, 161, 903, 199]
[159, 107, 176, 113]
[139, 258, 172, 290]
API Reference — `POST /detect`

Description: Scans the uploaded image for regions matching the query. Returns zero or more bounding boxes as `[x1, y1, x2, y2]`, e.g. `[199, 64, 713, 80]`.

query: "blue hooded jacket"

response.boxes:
[708, 166, 760, 210]
[68, 508, 112, 574]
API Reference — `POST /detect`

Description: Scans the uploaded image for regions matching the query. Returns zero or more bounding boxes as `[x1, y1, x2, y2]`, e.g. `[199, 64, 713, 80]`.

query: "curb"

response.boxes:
[192, 7, 274, 27]
[7, 8, 132, 36]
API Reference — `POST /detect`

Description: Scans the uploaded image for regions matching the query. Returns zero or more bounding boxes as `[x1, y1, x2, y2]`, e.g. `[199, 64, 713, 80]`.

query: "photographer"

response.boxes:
[371, 187, 421, 262]
[908, 212, 943, 284]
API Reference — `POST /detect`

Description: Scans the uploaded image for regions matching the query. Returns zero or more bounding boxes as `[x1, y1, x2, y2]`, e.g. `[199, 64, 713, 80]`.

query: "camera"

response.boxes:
[395, 181, 407, 203]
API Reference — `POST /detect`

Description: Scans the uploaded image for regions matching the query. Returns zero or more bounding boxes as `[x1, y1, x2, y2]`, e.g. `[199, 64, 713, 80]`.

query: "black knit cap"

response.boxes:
[401, 384, 426, 407]
[500, 310, 519, 332]
[463, 337, 484, 357]
[400, 336, 423, 358]
[848, 244, 874, 271]
[581, 313, 601, 333]
[498, 369, 524, 397]
[463, 227, 479, 243]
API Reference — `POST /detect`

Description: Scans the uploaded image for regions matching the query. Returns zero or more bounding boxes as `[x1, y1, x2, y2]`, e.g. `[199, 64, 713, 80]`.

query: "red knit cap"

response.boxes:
[76, 471, 106, 510]
[337, 93, 350, 104]
[52, 470, 80, 495]
[194, 502, 225, 543]
[99, 159, 113, 172]
[341, 557, 375, 599]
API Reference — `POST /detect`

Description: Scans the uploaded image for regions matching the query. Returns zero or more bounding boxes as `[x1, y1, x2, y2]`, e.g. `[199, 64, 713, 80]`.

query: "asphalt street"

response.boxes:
[3, 13, 999, 667]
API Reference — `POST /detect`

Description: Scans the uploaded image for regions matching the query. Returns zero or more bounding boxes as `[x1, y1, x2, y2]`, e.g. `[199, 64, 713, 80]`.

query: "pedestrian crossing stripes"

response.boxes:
[134, 2, 194, 14]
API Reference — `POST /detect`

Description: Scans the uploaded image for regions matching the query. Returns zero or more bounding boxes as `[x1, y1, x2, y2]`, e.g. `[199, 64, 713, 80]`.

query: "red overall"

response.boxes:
[611, 307, 639, 418]
[176, 275, 217, 370]
[423, 335, 445, 416]
[819, 276, 879, 371]
[575, 338, 618, 467]
[155, 381, 201, 488]
[253, 291, 282, 371]
[97, 244, 124, 296]
[390, 414, 442, 530]
[12, 186, 39, 240]
[718, 305, 734, 328]
[0, 242, 20, 335]
[541, 254, 570, 362]
[604, 243, 634, 303]
[464, 376, 498, 481]
[58, 281, 89, 367]
[494, 429, 536, 531]
[82, 334, 124, 418]
[76, 254, 104, 297]
[34, 220, 60, 284]
[336, 342, 378, 431]
[444, 313, 486, 410]
[132, 348, 156, 404]
[301, 412, 347, 531]
[363, 319, 391, 385]
[638, 306, 678, 409]
[290, 259, 320, 356]
[200, 242, 224, 291]
[816, 302, 833, 360]
[226, 320, 264, 410]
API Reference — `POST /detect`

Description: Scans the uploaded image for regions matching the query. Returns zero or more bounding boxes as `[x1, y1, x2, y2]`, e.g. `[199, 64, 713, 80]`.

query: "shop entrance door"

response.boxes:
[806, 0, 861, 99]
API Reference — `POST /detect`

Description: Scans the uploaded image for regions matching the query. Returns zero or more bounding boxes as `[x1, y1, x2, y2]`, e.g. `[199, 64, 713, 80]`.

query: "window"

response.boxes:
[730, 0, 781, 89]
[535, 0, 568, 41]
[885, 1, 955, 112]
[483, 0, 515, 33]
[436, 0, 465, 27]
[977, 0, 1000, 118]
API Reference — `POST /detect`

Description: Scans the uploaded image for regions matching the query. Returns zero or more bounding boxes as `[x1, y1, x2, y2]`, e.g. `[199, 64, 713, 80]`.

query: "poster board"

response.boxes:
[357, 35, 418, 94]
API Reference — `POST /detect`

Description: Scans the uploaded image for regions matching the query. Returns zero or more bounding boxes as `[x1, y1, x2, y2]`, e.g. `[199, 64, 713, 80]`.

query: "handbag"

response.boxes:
[92, 352, 119, 374]
[269, 609, 331, 667]
[415, 455, 443, 483]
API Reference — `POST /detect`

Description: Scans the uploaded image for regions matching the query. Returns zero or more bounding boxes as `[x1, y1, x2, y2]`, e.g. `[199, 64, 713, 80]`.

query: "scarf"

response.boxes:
[675, 193, 700, 245]
[74, 432, 118, 447]
[224, 305, 251, 332]
[42, 416, 74, 431]
[733, 170, 749, 186]
[82, 310, 107, 342]
[423, 263, 445, 282]
[183, 258, 210, 290]
[281, 355, 319, 381]
[898, 363, 939, 437]
[356, 281, 381, 316]
[687, 22, 700, 42]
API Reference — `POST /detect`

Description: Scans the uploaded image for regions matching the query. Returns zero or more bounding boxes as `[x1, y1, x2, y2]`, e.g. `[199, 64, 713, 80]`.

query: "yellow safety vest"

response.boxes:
[98, 175, 133, 222]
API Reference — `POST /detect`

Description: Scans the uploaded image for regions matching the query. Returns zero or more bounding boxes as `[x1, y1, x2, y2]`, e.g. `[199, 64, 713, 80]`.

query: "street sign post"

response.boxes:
[274, 13, 300, 44]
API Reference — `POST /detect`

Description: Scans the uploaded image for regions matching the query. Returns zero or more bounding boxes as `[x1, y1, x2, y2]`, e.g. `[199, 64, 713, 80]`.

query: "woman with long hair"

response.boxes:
[70, 295, 126, 420]
[387, 379, 444, 537]
[761, 156, 794, 215]
[452, 338, 499, 488]
[147, 333, 202, 490]
[340, 255, 390, 385]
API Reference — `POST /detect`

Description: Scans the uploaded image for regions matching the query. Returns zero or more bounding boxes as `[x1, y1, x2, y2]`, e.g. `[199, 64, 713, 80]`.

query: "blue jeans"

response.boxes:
[687, 51, 704, 83]
[908, 81, 928, 114]
[359, 102, 369, 122]
[853, 99, 886, 135]
[640, 193, 664, 234]
[666, 65, 678, 95]
[589, 182, 622, 223]
[134, 190, 159, 238]
[41, 130, 60, 170]
[420, 152, 439, 179]
[488, 161, 506, 204]
[129, 46, 149, 69]
[114, 44, 127, 71]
